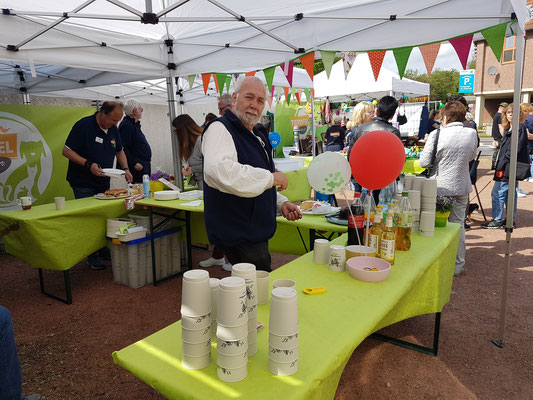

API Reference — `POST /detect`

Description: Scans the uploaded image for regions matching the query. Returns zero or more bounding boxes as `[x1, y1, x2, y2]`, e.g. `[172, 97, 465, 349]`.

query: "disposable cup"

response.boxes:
[407, 190, 421, 209]
[268, 358, 298, 376]
[256, 271, 270, 305]
[217, 350, 248, 369]
[422, 177, 438, 196]
[412, 176, 425, 191]
[247, 315, 258, 331]
[247, 339, 257, 357]
[210, 278, 219, 319]
[329, 244, 346, 272]
[181, 312, 211, 330]
[216, 322, 248, 341]
[217, 336, 248, 356]
[182, 325, 211, 343]
[272, 279, 296, 289]
[217, 278, 247, 327]
[269, 331, 299, 350]
[181, 270, 211, 317]
[269, 287, 298, 336]
[182, 352, 211, 370]
[232, 264, 258, 306]
[232, 263, 257, 278]
[313, 239, 330, 264]
[217, 363, 247, 382]
[182, 338, 211, 357]
[419, 211, 436, 237]
[403, 174, 415, 190]
[54, 196, 66, 210]
[345, 245, 376, 259]
[247, 304, 257, 318]
[247, 329, 257, 355]
[269, 344, 298, 363]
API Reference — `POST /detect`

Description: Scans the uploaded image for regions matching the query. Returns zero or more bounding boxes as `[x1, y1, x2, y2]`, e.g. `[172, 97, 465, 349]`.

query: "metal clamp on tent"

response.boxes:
[141, 12, 158, 24]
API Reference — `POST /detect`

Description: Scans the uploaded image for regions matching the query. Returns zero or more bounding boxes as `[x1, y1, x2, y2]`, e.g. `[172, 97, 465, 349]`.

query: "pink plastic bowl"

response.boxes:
[346, 256, 391, 283]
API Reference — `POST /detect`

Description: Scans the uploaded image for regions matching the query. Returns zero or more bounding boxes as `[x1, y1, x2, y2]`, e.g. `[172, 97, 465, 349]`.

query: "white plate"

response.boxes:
[102, 168, 125, 178]
[95, 193, 130, 200]
[299, 206, 340, 215]
[154, 190, 180, 200]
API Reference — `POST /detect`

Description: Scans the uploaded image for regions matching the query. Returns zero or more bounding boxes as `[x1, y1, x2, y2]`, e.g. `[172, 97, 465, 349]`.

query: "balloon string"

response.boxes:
[341, 192, 361, 246]
[365, 191, 371, 246]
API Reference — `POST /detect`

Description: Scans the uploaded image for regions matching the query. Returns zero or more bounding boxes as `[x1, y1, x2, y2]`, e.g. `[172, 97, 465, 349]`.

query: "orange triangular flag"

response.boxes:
[368, 51, 386, 81]
[283, 87, 289, 101]
[245, 70, 257, 77]
[299, 52, 315, 81]
[213, 75, 220, 93]
[419, 43, 440, 76]
[295, 90, 301, 104]
[311, 88, 315, 99]
[201, 73, 211, 94]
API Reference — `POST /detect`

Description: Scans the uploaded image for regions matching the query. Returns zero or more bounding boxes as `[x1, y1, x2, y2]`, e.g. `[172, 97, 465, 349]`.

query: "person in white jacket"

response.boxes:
[419, 101, 478, 276]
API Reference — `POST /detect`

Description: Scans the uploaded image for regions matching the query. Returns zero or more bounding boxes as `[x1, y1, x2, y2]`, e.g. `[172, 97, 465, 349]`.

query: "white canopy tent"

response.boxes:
[0, 1, 530, 345]
[314, 57, 429, 102]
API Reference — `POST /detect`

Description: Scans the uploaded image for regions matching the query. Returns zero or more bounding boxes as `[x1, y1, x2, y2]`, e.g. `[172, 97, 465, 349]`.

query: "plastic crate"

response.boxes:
[107, 228, 181, 288]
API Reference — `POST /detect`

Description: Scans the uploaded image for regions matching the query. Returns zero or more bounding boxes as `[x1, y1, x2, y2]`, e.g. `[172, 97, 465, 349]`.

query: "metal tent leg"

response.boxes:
[38, 268, 72, 305]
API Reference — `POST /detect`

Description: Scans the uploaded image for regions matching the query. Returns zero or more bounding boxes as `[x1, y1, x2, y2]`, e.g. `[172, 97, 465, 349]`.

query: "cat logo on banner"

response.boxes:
[0, 113, 53, 210]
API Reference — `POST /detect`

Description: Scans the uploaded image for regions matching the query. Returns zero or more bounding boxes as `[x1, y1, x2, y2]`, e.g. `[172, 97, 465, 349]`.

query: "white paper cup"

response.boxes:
[313, 239, 329, 264]
[216, 322, 248, 341]
[210, 278, 219, 319]
[268, 358, 298, 376]
[269, 331, 299, 350]
[217, 337, 248, 356]
[247, 304, 257, 319]
[420, 211, 436, 237]
[217, 363, 247, 382]
[181, 312, 211, 330]
[272, 279, 296, 289]
[216, 350, 248, 369]
[269, 287, 298, 336]
[256, 271, 270, 305]
[232, 263, 258, 306]
[422, 177, 438, 196]
[403, 174, 415, 190]
[247, 315, 258, 331]
[182, 352, 211, 370]
[247, 339, 257, 357]
[407, 190, 421, 209]
[182, 338, 211, 357]
[181, 270, 211, 317]
[269, 344, 298, 363]
[329, 244, 346, 272]
[217, 277, 247, 327]
[412, 176, 425, 191]
[54, 196, 66, 210]
[182, 326, 211, 343]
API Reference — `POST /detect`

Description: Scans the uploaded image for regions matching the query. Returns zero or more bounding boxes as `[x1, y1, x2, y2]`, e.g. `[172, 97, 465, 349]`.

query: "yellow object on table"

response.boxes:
[150, 180, 165, 196]
[402, 159, 426, 175]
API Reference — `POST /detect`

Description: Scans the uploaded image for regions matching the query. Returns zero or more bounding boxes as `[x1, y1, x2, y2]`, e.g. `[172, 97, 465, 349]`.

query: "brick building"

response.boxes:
[473, 0, 533, 131]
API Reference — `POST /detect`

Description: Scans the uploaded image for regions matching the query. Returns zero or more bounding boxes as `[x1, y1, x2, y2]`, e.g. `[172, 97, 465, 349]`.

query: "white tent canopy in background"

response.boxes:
[314, 57, 429, 102]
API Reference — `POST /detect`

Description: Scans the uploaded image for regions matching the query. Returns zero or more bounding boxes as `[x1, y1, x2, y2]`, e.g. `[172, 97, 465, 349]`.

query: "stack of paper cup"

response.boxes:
[216, 277, 248, 382]
[329, 245, 346, 272]
[268, 287, 299, 376]
[421, 177, 437, 214]
[256, 271, 270, 305]
[420, 211, 436, 237]
[313, 239, 329, 264]
[403, 174, 415, 190]
[106, 218, 133, 238]
[210, 278, 220, 339]
[408, 190, 421, 233]
[412, 176, 425, 192]
[232, 263, 258, 356]
[181, 270, 212, 369]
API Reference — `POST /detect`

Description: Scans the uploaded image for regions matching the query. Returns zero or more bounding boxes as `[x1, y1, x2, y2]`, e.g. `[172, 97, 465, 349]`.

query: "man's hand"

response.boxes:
[272, 171, 288, 191]
[134, 163, 143, 172]
[89, 163, 105, 177]
[125, 170, 133, 183]
[182, 166, 192, 176]
[281, 201, 302, 221]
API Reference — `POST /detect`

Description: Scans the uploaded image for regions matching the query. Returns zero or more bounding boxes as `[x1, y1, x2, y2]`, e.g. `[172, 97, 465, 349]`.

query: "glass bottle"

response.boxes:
[369, 211, 382, 257]
[395, 191, 413, 251]
[381, 212, 396, 265]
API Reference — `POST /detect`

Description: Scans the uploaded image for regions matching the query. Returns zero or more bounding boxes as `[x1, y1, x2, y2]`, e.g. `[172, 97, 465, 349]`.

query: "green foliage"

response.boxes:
[436, 196, 454, 213]
[467, 59, 476, 70]
[404, 68, 460, 102]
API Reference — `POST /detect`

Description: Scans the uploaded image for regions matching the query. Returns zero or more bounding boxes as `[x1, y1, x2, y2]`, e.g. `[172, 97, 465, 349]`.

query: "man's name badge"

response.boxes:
[95, 137, 104, 143]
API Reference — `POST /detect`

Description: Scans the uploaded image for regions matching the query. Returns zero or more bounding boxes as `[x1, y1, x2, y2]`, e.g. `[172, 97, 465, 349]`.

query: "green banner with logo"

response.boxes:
[0, 105, 95, 211]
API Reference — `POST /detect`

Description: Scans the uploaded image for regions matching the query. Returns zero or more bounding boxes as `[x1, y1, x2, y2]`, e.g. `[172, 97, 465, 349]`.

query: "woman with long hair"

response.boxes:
[172, 114, 203, 188]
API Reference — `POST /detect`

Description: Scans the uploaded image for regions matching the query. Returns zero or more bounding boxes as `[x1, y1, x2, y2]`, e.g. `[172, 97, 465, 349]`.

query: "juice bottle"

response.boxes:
[381, 212, 395, 265]
[395, 192, 413, 251]
[369, 211, 383, 257]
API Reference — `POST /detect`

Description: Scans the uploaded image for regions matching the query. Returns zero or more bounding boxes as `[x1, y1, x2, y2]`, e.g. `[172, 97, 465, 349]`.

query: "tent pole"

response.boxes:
[492, 24, 525, 349]
[311, 92, 316, 158]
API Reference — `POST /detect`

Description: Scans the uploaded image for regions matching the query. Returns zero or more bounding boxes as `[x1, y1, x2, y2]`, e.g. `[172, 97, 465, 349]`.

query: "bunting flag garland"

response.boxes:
[342, 52, 356, 79]
[299, 52, 315, 81]
[245, 70, 257, 77]
[392, 46, 413, 79]
[201, 73, 211, 94]
[286, 93, 291, 105]
[320, 50, 337, 79]
[419, 42, 440, 76]
[281, 61, 294, 87]
[303, 88, 311, 102]
[263, 66, 276, 92]
[267, 94, 273, 108]
[225, 75, 232, 92]
[481, 23, 508, 62]
[271, 84, 276, 98]
[283, 86, 290, 104]
[449, 34, 473, 70]
[213, 74, 220, 94]
[215, 73, 227, 95]
[295, 88, 301, 104]
[368, 51, 386, 81]
[310, 88, 315, 99]
[188, 74, 196, 90]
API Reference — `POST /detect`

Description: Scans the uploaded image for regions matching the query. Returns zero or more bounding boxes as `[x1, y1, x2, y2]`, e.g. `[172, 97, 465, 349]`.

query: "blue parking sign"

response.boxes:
[459, 69, 475, 93]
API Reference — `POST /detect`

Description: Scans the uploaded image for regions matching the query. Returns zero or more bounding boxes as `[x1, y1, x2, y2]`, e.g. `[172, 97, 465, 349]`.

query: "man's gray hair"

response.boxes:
[218, 93, 232, 106]
[123, 99, 141, 116]
[233, 76, 266, 97]
[333, 115, 343, 124]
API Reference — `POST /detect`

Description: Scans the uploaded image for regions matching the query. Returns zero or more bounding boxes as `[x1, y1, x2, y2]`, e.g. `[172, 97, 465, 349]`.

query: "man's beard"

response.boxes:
[234, 108, 260, 127]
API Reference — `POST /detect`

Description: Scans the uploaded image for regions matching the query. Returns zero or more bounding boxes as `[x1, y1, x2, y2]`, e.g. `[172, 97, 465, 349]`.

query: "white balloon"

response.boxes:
[307, 152, 351, 195]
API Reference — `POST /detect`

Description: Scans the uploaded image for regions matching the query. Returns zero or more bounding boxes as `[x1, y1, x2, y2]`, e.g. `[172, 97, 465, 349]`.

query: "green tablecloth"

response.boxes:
[0, 197, 127, 271]
[113, 224, 460, 400]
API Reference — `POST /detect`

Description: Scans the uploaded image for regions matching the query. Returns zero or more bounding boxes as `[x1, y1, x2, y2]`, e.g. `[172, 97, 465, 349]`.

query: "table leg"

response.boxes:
[309, 229, 315, 251]
[38, 269, 72, 305]
[149, 207, 157, 286]
[369, 312, 441, 356]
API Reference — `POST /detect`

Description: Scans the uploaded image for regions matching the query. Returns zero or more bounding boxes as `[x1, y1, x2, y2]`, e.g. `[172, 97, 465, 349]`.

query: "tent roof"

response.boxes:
[314, 57, 429, 102]
[0, 1, 528, 77]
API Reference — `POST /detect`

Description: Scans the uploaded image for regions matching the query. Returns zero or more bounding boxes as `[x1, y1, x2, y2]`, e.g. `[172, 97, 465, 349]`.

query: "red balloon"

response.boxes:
[349, 130, 405, 191]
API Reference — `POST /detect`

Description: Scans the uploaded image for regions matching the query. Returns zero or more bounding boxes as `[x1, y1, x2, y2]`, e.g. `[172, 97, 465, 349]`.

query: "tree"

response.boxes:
[404, 68, 460, 101]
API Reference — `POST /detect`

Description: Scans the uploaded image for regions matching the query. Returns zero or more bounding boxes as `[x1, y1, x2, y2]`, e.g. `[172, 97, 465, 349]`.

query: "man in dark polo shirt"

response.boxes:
[62, 101, 133, 269]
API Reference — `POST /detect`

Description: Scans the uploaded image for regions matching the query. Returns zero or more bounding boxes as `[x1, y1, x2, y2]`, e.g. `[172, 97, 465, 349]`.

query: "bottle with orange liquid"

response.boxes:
[380, 212, 395, 265]
[369, 211, 383, 257]
[395, 192, 413, 251]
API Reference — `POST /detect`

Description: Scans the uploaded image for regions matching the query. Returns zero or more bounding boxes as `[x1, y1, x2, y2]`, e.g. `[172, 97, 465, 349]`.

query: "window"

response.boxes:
[502, 36, 516, 64]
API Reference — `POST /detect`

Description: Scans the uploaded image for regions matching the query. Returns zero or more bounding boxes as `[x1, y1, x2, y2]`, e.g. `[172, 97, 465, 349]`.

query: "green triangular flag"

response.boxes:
[392, 46, 413, 79]
[215, 73, 227, 96]
[225, 75, 232, 92]
[303, 88, 311, 102]
[188, 74, 196, 90]
[263, 66, 276, 92]
[285, 93, 291, 105]
[291, 87, 297, 97]
[320, 50, 337, 79]
[481, 22, 508, 62]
